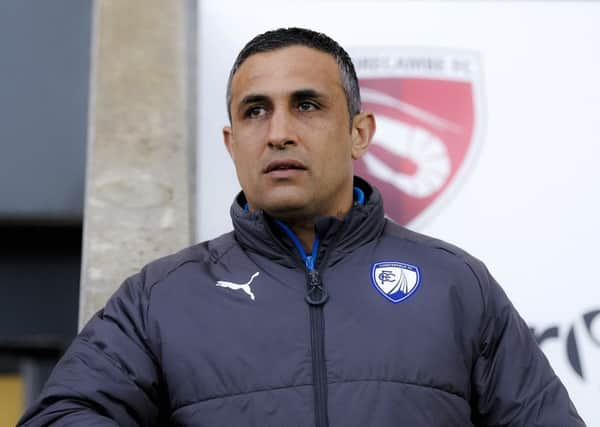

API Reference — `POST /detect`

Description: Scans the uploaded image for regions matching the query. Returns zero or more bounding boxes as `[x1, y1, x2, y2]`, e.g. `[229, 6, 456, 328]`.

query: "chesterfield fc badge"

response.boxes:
[351, 48, 484, 228]
[371, 261, 421, 303]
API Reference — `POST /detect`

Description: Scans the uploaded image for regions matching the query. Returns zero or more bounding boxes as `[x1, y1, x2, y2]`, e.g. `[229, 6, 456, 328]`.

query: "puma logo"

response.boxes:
[216, 272, 259, 301]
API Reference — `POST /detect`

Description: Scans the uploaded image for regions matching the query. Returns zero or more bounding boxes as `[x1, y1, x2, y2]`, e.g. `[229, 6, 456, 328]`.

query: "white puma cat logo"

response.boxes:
[216, 272, 259, 301]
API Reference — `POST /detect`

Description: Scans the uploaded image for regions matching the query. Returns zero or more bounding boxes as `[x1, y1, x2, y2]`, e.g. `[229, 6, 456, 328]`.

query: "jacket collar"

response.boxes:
[230, 176, 386, 269]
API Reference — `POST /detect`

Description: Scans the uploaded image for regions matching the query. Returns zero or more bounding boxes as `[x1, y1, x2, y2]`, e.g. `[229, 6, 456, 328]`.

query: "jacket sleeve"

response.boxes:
[470, 262, 586, 426]
[17, 272, 165, 426]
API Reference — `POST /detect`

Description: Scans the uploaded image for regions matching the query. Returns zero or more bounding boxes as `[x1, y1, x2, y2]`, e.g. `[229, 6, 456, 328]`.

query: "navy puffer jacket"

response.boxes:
[19, 178, 585, 426]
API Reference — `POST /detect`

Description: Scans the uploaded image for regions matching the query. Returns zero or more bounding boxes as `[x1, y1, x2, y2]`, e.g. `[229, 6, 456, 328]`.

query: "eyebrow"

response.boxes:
[239, 94, 269, 105]
[237, 94, 270, 113]
[290, 88, 326, 102]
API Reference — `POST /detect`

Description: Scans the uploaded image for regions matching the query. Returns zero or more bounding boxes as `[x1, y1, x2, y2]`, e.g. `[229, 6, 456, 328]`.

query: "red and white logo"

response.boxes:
[352, 48, 484, 227]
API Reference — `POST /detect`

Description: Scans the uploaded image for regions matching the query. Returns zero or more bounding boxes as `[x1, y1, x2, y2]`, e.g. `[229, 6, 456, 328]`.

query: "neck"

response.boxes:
[259, 186, 359, 252]
[283, 217, 317, 253]
[277, 200, 353, 252]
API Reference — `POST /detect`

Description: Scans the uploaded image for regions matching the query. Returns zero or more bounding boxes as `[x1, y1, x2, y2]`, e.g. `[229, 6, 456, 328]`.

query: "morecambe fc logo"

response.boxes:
[351, 48, 484, 227]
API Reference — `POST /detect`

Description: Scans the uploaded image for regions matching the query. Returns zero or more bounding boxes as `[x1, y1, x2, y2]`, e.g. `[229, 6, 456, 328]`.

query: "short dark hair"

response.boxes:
[226, 27, 361, 122]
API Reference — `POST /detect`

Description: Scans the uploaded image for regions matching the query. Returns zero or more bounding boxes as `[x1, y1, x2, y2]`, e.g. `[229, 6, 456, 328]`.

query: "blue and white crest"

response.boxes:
[371, 261, 421, 303]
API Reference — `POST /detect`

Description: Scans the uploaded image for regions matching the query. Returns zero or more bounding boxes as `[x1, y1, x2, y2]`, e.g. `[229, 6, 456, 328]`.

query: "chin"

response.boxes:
[259, 196, 312, 218]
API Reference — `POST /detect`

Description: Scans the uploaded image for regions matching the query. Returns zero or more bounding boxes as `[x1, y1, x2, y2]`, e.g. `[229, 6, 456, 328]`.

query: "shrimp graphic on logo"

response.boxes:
[352, 48, 484, 228]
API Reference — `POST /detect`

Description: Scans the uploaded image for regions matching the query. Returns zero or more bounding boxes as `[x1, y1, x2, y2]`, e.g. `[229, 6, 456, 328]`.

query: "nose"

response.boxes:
[267, 109, 296, 149]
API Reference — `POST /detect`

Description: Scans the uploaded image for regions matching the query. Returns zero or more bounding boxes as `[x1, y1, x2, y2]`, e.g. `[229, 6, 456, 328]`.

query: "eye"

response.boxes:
[245, 106, 267, 119]
[297, 101, 318, 112]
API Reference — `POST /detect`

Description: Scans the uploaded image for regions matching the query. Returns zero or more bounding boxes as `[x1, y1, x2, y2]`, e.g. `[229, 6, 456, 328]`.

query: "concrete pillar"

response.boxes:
[80, 0, 196, 326]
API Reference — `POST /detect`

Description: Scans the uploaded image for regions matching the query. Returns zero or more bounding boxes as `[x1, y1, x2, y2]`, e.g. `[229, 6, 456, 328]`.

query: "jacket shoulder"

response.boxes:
[135, 231, 238, 291]
[383, 219, 487, 276]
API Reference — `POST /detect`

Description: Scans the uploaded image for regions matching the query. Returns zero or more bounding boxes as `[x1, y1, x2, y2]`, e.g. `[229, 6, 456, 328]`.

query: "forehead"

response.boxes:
[230, 46, 344, 100]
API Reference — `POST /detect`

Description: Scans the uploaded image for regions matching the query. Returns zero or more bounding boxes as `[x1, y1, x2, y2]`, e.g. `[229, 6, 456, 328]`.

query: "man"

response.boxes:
[19, 28, 585, 426]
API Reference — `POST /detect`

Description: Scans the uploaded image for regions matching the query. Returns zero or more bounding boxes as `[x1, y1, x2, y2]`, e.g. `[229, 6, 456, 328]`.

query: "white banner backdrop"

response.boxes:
[196, 1, 600, 423]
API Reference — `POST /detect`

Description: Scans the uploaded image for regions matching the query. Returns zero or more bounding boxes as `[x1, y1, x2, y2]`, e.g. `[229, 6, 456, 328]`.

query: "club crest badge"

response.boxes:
[371, 261, 421, 303]
[350, 47, 484, 228]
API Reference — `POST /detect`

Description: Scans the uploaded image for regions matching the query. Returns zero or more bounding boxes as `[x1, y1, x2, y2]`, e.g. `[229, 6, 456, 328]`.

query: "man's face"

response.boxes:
[224, 46, 373, 219]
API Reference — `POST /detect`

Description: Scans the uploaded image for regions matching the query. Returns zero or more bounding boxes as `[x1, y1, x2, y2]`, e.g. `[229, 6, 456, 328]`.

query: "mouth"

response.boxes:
[263, 159, 307, 174]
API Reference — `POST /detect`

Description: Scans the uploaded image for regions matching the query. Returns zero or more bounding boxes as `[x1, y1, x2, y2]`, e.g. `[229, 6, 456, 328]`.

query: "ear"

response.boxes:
[350, 112, 375, 160]
[223, 126, 234, 160]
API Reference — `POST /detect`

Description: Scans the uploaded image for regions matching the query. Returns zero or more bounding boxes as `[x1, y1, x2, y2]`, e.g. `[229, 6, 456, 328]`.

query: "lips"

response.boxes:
[263, 159, 307, 174]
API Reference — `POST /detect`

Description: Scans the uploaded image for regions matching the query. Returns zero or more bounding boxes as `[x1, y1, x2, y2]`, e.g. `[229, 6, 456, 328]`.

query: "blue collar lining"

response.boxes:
[274, 219, 319, 270]
[244, 186, 365, 270]
[353, 187, 365, 206]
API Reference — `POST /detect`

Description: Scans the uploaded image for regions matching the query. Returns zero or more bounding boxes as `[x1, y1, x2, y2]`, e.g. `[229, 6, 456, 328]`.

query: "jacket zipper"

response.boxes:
[306, 268, 329, 427]
[253, 189, 364, 426]
[272, 220, 332, 427]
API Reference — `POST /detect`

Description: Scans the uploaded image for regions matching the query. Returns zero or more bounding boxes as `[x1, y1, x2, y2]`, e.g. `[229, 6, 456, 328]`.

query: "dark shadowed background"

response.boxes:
[0, 0, 92, 420]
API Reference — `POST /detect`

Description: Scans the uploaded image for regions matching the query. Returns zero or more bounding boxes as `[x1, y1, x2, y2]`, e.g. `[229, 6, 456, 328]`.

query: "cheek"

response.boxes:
[322, 128, 353, 161]
[231, 144, 261, 182]
[231, 127, 266, 158]
[234, 153, 254, 176]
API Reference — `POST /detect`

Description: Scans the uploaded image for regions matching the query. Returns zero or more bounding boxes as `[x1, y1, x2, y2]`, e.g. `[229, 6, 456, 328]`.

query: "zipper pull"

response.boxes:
[305, 270, 329, 306]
